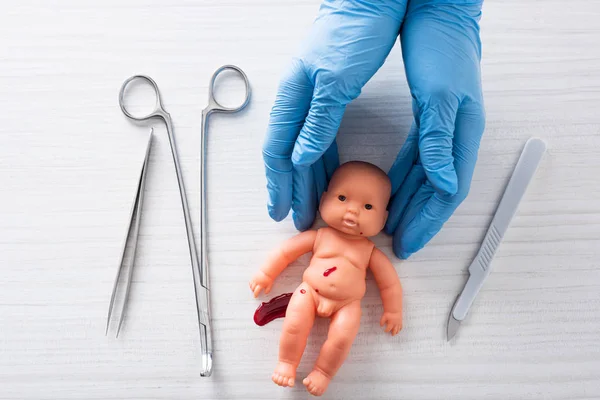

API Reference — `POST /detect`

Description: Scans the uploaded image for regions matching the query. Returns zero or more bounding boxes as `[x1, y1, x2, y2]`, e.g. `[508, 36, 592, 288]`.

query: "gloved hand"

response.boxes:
[383, 0, 486, 259]
[262, 0, 486, 261]
[262, 0, 408, 230]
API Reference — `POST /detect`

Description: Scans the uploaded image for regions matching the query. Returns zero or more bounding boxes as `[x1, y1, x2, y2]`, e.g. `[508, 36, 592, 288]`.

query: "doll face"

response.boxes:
[319, 161, 391, 237]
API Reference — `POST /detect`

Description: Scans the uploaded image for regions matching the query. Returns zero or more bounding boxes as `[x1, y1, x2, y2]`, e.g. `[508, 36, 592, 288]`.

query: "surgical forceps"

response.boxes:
[106, 129, 153, 339]
[107, 66, 250, 377]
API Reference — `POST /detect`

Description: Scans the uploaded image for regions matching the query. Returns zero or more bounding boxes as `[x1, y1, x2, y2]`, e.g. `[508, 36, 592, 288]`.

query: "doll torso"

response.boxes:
[302, 227, 375, 309]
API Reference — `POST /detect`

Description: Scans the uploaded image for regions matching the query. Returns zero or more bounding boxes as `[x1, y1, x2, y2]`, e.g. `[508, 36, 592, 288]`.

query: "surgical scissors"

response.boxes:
[108, 65, 250, 377]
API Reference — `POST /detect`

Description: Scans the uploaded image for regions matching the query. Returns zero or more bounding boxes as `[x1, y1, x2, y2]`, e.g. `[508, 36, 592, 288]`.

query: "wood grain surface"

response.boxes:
[0, 1, 599, 399]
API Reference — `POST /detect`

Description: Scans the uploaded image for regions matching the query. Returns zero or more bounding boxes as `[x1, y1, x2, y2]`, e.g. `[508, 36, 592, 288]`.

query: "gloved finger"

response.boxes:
[291, 72, 348, 168]
[262, 59, 314, 221]
[393, 185, 444, 259]
[316, 139, 340, 206]
[311, 139, 339, 219]
[291, 165, 317, 231]
[387, 121, 419, 196]
[417, 94, 460, 196]
[322, 139, 339, 183]
[384, 164, 425, 235]
[395, 102, 485, 258]
[391, 181, 434, 258]
[313, 156, 327, 205]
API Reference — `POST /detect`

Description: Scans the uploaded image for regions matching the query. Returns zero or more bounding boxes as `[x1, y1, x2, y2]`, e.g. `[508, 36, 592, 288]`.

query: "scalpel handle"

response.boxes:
[452, 137, 546, 321]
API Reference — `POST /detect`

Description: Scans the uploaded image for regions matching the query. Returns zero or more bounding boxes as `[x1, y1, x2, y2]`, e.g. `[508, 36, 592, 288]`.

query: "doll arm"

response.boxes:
[368, 247, 403, 335]
[250, 229, 318, 297]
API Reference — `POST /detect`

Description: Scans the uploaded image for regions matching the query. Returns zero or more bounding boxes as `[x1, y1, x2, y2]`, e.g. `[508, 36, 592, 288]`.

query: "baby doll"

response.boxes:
[250, 161, 403, 396]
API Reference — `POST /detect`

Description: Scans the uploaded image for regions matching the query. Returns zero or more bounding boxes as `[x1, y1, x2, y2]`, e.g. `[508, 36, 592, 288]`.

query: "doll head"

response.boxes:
[319, 161, 391, 237]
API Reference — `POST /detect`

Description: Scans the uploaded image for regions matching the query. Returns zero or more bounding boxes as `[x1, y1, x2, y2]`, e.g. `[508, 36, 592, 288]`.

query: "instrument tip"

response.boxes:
[447, 314, 460, 341]
[116, 320, 123, 338]
[200, 352, 213, 377]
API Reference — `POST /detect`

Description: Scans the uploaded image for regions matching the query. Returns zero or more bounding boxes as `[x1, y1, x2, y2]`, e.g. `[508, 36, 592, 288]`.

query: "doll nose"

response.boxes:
[347, 205, 359, 215]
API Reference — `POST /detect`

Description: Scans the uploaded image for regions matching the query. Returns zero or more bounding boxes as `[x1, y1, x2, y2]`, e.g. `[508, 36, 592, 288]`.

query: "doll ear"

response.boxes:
[379, 210, 389, 232]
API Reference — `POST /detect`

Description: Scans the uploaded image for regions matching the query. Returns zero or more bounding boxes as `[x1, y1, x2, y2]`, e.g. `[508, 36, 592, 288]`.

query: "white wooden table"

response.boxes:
[1, 1, 599, 399]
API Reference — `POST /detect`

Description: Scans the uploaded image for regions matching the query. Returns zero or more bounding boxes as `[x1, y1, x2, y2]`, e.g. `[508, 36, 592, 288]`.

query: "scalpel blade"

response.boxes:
[447, 314, 461, 341]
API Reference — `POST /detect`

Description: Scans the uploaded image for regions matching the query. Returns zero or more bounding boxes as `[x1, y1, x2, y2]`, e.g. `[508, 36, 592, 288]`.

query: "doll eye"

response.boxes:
[365, 204, 373, 210]
[338, 195, 346, 202]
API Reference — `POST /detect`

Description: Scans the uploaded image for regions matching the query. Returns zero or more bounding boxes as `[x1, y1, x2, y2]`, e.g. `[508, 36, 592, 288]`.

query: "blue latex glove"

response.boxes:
[383, 0, 486, 259]
[262, 0, 485, 260]
[262, 0, 408, 230]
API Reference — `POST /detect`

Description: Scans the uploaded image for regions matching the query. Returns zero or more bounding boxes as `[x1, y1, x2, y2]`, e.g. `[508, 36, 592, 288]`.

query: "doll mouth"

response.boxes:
[342, 218, 358, 227]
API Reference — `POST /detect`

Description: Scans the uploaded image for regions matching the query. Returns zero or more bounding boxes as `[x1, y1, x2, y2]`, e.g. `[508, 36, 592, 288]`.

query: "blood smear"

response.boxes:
[253, 293, 292, 326]
[323, 266, 337, 277]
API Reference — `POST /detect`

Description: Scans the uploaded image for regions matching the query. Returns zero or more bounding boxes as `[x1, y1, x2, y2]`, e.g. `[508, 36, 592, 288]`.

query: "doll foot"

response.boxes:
[303, 369, 331, 396]
[272, 361, 296, 387]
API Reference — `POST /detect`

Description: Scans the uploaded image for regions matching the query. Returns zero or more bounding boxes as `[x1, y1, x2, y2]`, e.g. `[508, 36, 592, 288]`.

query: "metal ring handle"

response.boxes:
[119, 75, 165, 121]
[206, 65, 251, 113]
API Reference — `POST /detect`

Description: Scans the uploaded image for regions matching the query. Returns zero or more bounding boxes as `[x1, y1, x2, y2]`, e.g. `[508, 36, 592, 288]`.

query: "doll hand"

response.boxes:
[380, 311, 402, 336]
[249, 270, 274, 297]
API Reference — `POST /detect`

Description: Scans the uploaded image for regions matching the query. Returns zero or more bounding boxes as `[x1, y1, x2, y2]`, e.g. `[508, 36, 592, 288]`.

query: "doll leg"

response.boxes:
[303, 300, 361, 396]
[273, 284, 316, 387]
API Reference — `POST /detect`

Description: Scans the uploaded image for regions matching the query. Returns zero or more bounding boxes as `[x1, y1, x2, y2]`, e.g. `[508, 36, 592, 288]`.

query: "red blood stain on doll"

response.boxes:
[360, 232, 363, 235]
[323, 266, 337, 277]
[315, 289, 319, 293]
[300, 289, 306, 294]
[253, 293, 292, 326]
